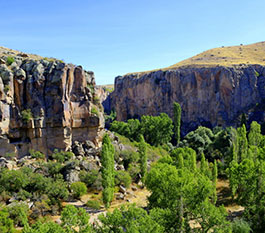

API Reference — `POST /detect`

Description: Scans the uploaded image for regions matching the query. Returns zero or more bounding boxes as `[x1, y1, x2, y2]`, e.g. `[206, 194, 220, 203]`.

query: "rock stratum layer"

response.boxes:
[0, 47, 104, 157]
[108, 64, 265, 134]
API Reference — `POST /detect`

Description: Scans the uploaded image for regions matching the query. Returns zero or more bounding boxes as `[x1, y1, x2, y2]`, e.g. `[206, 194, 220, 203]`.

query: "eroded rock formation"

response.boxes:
[107, 65, 265, 134]
[0, 49, 104, 157]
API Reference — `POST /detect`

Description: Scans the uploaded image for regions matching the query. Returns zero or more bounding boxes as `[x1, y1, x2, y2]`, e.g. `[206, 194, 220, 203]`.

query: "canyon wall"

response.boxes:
[108, 65, 265, 134]
[0, 51, 104, 157]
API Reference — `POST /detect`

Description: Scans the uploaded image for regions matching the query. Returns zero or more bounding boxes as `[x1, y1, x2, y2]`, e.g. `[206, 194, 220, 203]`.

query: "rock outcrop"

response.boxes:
[107, 64, 265, 134]
[0, 48, 104, 157]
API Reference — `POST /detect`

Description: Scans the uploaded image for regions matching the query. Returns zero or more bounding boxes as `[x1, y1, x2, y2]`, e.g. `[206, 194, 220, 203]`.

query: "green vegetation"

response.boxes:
[101, 134, 115, 208]
[3, 99, 265, 232]
[110, 113, 173, 146]
[86, 200, 101, 210]
[91, 106, 99, 116]
[29, 149, 45, 159]
[70, 181, 87, 199]
[138, 134, 147, 182]
[173, 102, 181, 145]
[21, 109, 33, 123]
[6, 56, 15, 66]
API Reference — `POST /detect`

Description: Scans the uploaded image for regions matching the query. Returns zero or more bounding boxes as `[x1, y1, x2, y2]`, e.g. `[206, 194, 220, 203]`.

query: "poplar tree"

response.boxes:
[138, 134, 147, 182]
[212, 160, 218, 204]
[173, 102, 181, 145]
[101, 134, 115, 208]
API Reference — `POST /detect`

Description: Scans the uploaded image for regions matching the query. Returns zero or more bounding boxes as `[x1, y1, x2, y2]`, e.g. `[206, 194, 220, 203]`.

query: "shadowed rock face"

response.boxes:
[107, 65, 265, 135]
[0, 55, 104, 157]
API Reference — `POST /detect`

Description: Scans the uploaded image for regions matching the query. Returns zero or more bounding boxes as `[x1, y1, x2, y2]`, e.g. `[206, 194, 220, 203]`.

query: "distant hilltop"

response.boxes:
[106, 42, 265, 134]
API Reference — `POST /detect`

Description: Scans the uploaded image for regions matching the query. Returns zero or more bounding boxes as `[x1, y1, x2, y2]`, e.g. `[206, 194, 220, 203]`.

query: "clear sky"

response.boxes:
[1, 0, 265, 84]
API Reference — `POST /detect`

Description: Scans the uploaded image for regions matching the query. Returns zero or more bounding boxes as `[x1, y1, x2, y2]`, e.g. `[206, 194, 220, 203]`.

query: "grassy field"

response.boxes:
[126, 41, 265, 76]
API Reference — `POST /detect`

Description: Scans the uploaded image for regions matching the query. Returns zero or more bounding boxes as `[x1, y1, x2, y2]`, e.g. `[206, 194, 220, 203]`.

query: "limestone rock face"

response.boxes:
[0, 53, 104, 157]
[107, 65, 265, 134]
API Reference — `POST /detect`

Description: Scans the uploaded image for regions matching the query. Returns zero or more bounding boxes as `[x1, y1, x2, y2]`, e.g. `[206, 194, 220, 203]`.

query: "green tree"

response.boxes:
[237, 125, 248, 162]
[141, 113, 173, 146]
[248, 121, 261, 147]
[173, 102, 181, 145]
[61, 205, 91, 233]
[138, 134, 147, 182]
[101, 134, 115, 208]
[97, 204, 164, 233]
[212, 160, 218, 204]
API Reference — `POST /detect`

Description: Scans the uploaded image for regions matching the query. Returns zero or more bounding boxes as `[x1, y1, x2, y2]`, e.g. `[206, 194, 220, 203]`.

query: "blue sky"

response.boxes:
[1, 0, 265, 84]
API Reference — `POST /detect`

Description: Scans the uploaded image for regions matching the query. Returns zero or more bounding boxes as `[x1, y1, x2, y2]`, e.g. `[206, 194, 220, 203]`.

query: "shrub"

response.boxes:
[231, 219, 251, 233]
[6, 202, 29, 227]
[79, 170, 99, 187]
[21, 109, 32, 123]
[91, 107, 99, 116]
[0, 169, 29, 193]
[45, 161, 63, 177]
[86, 200, 101, 210]
[115, 170, 132, 188]
[128, 163, 141, 181]
[6, 56, 14, 66]
[93, 96, 100, 105]
[51, 150, 74, 163]
[0, 208, 15, 233]
[29, 149, 45, 160]
[70, 182, 87, 199]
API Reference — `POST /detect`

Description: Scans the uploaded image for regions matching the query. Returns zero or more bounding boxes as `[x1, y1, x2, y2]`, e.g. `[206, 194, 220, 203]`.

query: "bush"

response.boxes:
[0, 169, 29, 193]
[51, 150, 74, 163]
[79, 170, 99, 187]
[70, 182, 87, 199]
[231, 219, 251, 233]
[0, 208, 14, 233]
[115, 170, 132, 188]
[45, 161, 63, 177]
[91, 107, 99, 116]
[6, 202, 29, 227]
[128, 163, 141, 181]
[86, 200, 101, 210]
[21, 109, 32, 123]
[29, 149, 45, 160]
[6, 56, 14, 66]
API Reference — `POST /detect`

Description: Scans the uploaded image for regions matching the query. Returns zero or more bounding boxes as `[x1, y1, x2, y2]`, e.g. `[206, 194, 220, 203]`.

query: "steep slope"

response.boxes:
[0, 47, 104, 157]
[107, 42, 265, 134]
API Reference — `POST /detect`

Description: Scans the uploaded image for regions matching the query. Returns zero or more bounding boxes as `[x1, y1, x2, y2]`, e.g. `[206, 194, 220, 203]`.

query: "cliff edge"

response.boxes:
[0, 47, 104, 157]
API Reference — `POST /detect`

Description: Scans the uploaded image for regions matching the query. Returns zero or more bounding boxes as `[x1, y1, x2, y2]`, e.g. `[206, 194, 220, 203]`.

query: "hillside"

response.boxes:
[169, 41, 265, 68]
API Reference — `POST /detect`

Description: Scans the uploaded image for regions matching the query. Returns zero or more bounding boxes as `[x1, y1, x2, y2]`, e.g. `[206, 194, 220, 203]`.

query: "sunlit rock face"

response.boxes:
[0, 50, 104, 157]
[107, 65, 265, 134]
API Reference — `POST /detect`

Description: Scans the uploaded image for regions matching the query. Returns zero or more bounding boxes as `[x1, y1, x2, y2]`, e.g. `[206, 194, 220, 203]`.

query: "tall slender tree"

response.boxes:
[138, 134, 147, 182]
[173, 102, 181, 145]
[101, 134, 115, 208]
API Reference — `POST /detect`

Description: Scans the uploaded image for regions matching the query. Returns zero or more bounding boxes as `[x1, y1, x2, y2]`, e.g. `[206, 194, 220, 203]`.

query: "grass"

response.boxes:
[125, 41, 265, 76]
[169, 41, 265, 68]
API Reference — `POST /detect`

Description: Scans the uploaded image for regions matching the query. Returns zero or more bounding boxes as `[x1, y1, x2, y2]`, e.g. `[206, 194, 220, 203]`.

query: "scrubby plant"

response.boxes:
[114, 170, 132, 188]
[21, 109, 33, 123]
[29, 149, 45, 160]
[91, 106, 99, 116]
[79, 169, 99, 188]
[51, 150, 74, 163]
[6, 56, 14, 66]
[86, 200, 101, 210]
[70, 181, 87, 199]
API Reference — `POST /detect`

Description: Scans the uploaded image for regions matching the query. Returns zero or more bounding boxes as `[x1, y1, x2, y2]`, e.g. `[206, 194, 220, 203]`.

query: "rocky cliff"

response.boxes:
[108, 64, 265, 134]
[0, 47, 104, 157]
